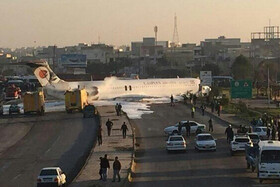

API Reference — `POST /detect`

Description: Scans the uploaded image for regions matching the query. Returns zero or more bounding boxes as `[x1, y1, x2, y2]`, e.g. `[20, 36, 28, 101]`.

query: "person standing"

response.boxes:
[272, 125, 276, 140]
[115, 103, 119, 116]
[191, 106, 195, 118]
[121, 122, 129, 139]
[225, 125, 233, 143]
[211, 101, 215, 113]
[106, 118, 113, 136]
[178, 121, 182, 134]
[112, 156, 121, 182]
[217, 104, 221, 116]
[267, 127, 271, 140]
[278, 126, 280, 141]
[200, 104, 205, 116]
[186, 121, 191, 137]
[170, 95, 174, 106]
[97, 125, 103, 146]
[208, 118, 213, 132]
[99, 157, 103, 180]
[118, 103, 122, 116]
[101, 154, 110, 181]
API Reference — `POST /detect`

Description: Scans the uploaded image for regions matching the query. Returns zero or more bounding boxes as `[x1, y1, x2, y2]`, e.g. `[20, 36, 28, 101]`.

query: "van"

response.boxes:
[258, 140, 280, 183]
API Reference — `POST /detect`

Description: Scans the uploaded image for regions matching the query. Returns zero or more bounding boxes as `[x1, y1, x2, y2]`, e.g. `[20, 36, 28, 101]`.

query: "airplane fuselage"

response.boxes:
[45, 77, 200, 100]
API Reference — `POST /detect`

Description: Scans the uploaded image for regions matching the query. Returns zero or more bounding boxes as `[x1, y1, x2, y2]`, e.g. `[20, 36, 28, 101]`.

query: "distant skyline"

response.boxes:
[1, 0, 280, 48]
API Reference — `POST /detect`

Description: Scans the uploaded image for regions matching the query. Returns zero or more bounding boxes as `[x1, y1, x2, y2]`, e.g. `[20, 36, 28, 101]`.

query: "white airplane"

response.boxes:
[26, 60, 209, 100]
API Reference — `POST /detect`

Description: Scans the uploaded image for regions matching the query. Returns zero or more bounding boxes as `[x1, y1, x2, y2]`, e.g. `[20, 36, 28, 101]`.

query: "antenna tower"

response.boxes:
[172, 14, 180, 46]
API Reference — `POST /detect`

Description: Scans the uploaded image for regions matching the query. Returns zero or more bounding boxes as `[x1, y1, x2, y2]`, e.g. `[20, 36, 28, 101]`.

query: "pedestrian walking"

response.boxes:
[208, 118, 213, 132]
[191, 106, 195, 118]
[225, 125, 233, 143]
[106, 118, 113, 136]
[186, 121, 191, 137]
[278, 127, 280, 141]
[112, 156, 121, 182]
[170, 94, 174, 106]
[121, 122, 128, 138]
[97, 125, 103, 146]
[115, 103, 119, 116]
[99, 157, 103, 180]
[101, 154, 110, 181]
[118, 103, 122, 116]
[200, 104, 205, 116]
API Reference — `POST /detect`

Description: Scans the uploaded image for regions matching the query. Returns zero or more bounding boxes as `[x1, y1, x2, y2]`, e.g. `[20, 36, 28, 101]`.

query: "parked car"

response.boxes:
[83, 104, 97, 118]
[253, 126, 267, 140]
[37, 167, 66, 187]
[247, 133, 260, 145]
[195, 133, 216, 151]
[230, 135, 251, 155]
[166, 134, 187, 152]
[9, 104, 20, 115]
[164, 121, 206, 135]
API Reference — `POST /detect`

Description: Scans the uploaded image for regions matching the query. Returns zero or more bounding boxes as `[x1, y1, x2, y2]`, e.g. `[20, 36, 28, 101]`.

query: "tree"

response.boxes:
[231, 55, 253, 80]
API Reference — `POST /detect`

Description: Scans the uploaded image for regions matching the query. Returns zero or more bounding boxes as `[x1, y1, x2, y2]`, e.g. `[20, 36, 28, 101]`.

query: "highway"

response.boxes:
[130, 103, 279, 187]
[0, 112, 98, 187]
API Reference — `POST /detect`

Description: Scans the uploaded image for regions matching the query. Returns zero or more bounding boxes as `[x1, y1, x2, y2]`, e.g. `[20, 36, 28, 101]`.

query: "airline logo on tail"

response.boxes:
[34, 67, 51, 86]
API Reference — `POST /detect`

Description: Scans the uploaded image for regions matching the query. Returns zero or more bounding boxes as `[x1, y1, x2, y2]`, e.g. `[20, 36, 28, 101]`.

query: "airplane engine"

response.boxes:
[89, 86, 99, 100]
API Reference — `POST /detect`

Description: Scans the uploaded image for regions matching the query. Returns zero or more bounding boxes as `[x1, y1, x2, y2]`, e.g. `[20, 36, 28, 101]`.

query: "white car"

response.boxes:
[164, 121, 206, 135]
[195, 133, 216, 151]
[253, 126, 267, 140]
[166, 134, 187, 152]
[37, 167, 66, 187]
[230, 135, 251, 155]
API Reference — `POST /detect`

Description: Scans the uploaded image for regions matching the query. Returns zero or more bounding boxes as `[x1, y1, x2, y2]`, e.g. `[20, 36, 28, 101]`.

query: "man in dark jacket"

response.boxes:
[101, 154, 110, 181]
[225, 125, 234, 143]
[118, 103, 122, 116]
[106, 118, 113, 136]
[208, 118, 213, 132]
[112, 156, 121, 182]
[121, 122, 129, 138]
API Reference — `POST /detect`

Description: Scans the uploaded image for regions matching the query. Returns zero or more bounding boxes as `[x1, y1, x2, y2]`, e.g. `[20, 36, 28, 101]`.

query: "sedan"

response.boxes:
[253, 127, 267, 140]
[195, 133, 216, 151]
[164, 121, 206, 135]
[37, 167, 66, 187]
[166, 135, 187, 152]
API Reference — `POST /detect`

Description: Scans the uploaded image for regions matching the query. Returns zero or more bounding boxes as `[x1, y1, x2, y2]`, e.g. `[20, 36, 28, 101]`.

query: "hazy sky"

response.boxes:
[1, 0, 280, 48]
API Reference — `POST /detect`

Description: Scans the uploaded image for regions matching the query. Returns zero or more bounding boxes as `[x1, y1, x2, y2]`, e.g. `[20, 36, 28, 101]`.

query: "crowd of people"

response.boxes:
[251, 113, 280, 140]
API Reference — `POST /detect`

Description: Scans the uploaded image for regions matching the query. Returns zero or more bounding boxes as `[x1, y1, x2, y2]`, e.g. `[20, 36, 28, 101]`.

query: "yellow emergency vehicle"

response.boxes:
[65, 88, 88, 113]
[23, 90, 45, 115]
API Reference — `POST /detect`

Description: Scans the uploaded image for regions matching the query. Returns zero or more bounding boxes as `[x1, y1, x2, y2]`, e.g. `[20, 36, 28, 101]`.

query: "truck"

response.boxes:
[23, 90, 45, 115]
[65, 88, 88, 113]
[5, 84, 21, 100]
[258, 140, 280, 183]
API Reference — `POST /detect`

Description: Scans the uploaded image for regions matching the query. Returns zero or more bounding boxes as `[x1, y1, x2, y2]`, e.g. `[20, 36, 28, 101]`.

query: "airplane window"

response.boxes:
[129, 85, 132, 91]
[125, 86, 127, 91]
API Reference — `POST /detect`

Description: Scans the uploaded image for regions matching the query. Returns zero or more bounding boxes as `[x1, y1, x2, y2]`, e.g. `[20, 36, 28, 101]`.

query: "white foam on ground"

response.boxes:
[2, 96, 182, 119]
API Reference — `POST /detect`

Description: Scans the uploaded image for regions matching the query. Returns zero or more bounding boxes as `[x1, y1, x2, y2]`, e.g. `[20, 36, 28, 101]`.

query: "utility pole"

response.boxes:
[268, 67, 270, 108]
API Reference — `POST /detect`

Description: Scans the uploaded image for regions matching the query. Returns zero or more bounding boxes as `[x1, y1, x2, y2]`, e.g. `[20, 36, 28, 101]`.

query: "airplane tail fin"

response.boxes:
[24, 60, 63, 87]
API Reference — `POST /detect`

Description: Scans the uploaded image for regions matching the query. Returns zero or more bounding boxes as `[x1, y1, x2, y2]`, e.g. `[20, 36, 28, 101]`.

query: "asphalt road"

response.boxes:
[0, 112, 98, 187]
[130, 103, 280, 187]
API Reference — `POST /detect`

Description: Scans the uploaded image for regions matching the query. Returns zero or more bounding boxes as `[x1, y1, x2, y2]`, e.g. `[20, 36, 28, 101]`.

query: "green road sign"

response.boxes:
[230, 80, 252, 99]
